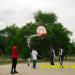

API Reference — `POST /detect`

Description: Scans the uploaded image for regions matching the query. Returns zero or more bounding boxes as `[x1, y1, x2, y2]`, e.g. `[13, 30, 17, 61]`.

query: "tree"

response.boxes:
[0, 24, 20, 55]
[34, 10, 57, 25]
[34, 11, 72, 58]
[0, 10, 74, 59]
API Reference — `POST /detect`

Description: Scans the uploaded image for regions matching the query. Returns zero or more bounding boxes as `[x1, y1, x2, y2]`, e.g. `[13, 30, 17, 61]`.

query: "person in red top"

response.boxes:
[10, 43, 19, 74]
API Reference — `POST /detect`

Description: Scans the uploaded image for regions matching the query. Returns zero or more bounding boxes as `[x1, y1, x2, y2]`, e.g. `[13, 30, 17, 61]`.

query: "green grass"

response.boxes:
[0, 56, 75, 65]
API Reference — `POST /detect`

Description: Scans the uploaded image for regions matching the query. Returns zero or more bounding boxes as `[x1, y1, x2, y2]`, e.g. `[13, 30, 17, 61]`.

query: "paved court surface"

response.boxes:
[0, 62, 75, 75]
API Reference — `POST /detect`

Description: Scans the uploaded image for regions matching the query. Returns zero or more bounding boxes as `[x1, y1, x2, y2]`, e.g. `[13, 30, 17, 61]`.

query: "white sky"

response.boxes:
[0, 0, 75, 41]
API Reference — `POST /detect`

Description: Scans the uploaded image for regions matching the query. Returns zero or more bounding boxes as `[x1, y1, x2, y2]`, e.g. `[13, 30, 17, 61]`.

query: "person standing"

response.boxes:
[10, 43, 19, 74]
[50, 48, 55, 65]
[59, 48, 64, 65]
[31, 49, 38, 68]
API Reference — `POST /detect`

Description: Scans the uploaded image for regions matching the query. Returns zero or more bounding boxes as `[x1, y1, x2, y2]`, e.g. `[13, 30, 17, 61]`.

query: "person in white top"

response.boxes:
[59, 48, 64, 65]
[31, 49, 38, 68]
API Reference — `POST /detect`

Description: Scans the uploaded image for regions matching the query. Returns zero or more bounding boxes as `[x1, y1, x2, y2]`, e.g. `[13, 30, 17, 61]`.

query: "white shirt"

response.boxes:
[31, 50, 38, 60]
[59, 48, 63, 55]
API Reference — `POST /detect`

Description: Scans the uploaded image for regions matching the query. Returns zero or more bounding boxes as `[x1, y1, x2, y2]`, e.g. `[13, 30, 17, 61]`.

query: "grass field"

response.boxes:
[0, 56, 75, 64]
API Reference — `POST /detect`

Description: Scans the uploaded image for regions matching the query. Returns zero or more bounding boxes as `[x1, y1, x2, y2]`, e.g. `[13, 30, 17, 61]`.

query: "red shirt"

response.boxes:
[11, 45, 19, 59]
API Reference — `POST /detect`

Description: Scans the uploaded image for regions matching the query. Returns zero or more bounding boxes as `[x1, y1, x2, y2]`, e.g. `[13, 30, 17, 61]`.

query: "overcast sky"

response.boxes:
[0, 0, 75, 41]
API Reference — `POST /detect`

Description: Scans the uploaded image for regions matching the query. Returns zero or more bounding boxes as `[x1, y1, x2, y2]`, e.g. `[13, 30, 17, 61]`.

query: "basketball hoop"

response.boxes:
[36, 26, 47, 37]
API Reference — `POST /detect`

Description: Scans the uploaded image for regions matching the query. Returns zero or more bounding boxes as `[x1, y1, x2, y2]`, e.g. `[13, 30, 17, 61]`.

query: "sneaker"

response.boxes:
[10, 71, 15, 74]
[14, 71, 18, 73]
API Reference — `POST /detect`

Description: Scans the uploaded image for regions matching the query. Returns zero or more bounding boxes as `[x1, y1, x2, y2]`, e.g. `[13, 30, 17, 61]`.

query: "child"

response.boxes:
[59, 48, 63, 65]
[31, 49, 38, 68]
[10, 43, 19, 74]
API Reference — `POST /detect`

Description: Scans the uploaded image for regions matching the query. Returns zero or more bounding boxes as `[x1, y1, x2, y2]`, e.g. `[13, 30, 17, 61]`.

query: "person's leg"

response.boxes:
[28, 62, 29, 66]
[50, 57, 52, 65]
[59, 56, 61, 64]
[33, 60, 36, 68]
[34, 60, 36, 68]
[59, 55, 62, 65]
[10, 58, 15, 74]
[33, 60, 35, 68]
[53, 57, 54, 65]
[50, 57, 54, 65]
[61, 55, 64, 65]
[61, 55, 64, 63]
[59, 55, 63, 68]
[14, 59, 18, 73]
[51, 58, 54, 65]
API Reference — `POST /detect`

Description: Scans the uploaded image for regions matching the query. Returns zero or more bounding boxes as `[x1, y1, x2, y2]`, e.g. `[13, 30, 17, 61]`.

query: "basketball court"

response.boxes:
[0, 62, 75, 75]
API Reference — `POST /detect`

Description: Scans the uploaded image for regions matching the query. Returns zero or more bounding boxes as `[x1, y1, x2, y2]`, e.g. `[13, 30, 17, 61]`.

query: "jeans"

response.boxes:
[33, 60, 37, 68]
[11, 58, 17, 72]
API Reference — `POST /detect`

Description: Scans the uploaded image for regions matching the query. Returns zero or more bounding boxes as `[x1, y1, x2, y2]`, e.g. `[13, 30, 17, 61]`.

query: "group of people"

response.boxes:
[10, 43, 38, 74]
[31, 48, 64, 69]
[50, 48, 64, 65]
[10, 43, 64, 74]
